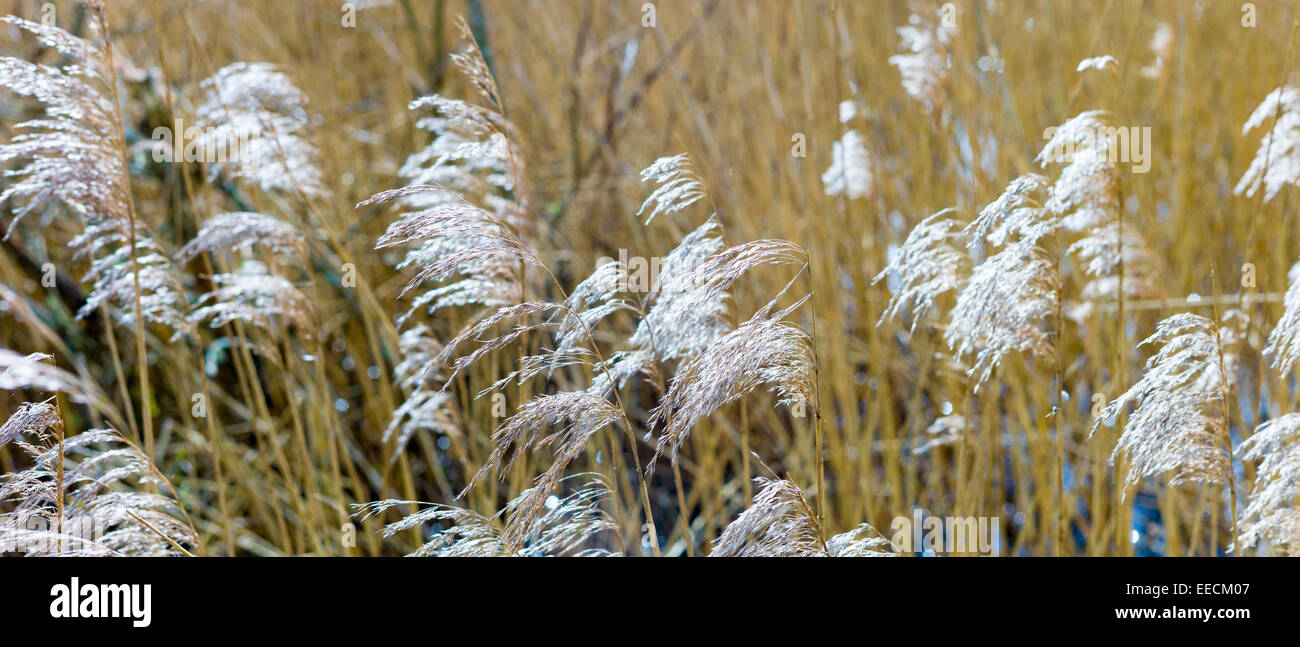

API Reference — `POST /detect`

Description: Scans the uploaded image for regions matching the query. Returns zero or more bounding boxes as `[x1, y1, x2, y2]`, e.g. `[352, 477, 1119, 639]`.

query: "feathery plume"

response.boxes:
[627, 217, 732, 363]
[822, 129, 875, 200]
[1066, 222, 1162, 321]
[875, 209, 969, 331]
[0, 350, 96, 405]
[586, 350, 660, 398]
[366, 86, 527, 324]
[1240, 414, 1300, 554]
[402, 95, 520, 201]
[946, 243, 1059, 389]
[681, 239, 807, 298]
[648, 295, 816, 462]
[946, 176, 1059, 388]
[965, 174, 1053, 255]
[0, 14, 188, 338]
[367, 188, 532, 316]
[1037, 111, 1159, 314]
[502, 474, 621, 557]
[0, 400, 61, 447]
[189, 260, 315, 336]
[385, 326, 459, 463]
[827, 523, 899, 557]
[1036, 110, 1121, 232]
[889, 11, 954, 113]
[73, 227, 189, 337]
[397, 17, 527, 222]
[355, 499, 502, 556]
[1235, 86, 1300, 202]
[551, 260, 633, 359]
[0, 15, 118, 238]
[449, 15, 501, 107]
[711, 478, 894, 557]
[0, 406, 196, 556]
[436, 300, 560, 385]
[711, 478, 826, 557]
[637, 153, 707, 224]
[1091, 313, 1231, 495]
[1265, 260, 1300, 375]
[362, 21, 537, 471]
[1218, 307, 1249, 391]
[355, 474, 619, 556]
[193, 62, 327, 198]
[462, 391, 623, 550]
[0, 350, 119, 429]
[176, 211, 307, 264]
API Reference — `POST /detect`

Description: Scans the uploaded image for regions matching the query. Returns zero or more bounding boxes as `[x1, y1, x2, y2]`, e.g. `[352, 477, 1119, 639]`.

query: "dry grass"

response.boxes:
[1, 0, 1299, 556]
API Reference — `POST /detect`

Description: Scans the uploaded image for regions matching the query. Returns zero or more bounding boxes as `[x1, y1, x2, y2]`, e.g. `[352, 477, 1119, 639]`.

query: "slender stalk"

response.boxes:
[1053, 226, 1066, 556]
[95, 6, 154, 464]
[309, 340, 350, 552]
[1210, 269, 1240, 555]
[125, 510, 195, 557]
[279, 335, 326, 553]
[54, 402, 64, 554]
[100, 308, 139, 441]
[672, 458, 694, 556]
[740, 405, 751, 503]
[199, 373, 235, 555]
[803, 263, 827, 526]
[1217, 354, 1240, 557]
[1114, 177, 1129, 557]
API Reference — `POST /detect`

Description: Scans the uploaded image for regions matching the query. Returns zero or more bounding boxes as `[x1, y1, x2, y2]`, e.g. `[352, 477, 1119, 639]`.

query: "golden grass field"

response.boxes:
[1, 0, 1299, 557]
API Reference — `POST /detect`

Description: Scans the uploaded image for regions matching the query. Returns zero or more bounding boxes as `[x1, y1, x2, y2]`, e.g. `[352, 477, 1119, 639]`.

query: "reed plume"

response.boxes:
[637, 153, 707, 224]
[1236, 85, 1300, 202]
[823, 101, 875, 200]
[193, 62, 328, 198]
[1264, 260, 1300, 374]
[889, 9, 954, 113]
[188, 260, 315, 335]
[648, 293, 816, 463]
[875, 209, 968, 332]
[1091, 314, 1233, 495]
[0, 350, 97, 405]
[176, 211, 307, 264]
[1038, 110, 1161, 314]
[626, 217, 732, 365]
[355, 474, 619, 556]
[0, 402, 196, 556]
[711, 478, 893, 557]
[946, 175, 1059, 388]
[1239, 414, 1300, 554]
[0, 3, 184, 463]
[385, 326, 459, 463]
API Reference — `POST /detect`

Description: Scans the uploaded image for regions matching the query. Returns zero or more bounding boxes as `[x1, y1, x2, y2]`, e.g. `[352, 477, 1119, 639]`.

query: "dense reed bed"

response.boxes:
[1, 0, 1299, 556]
